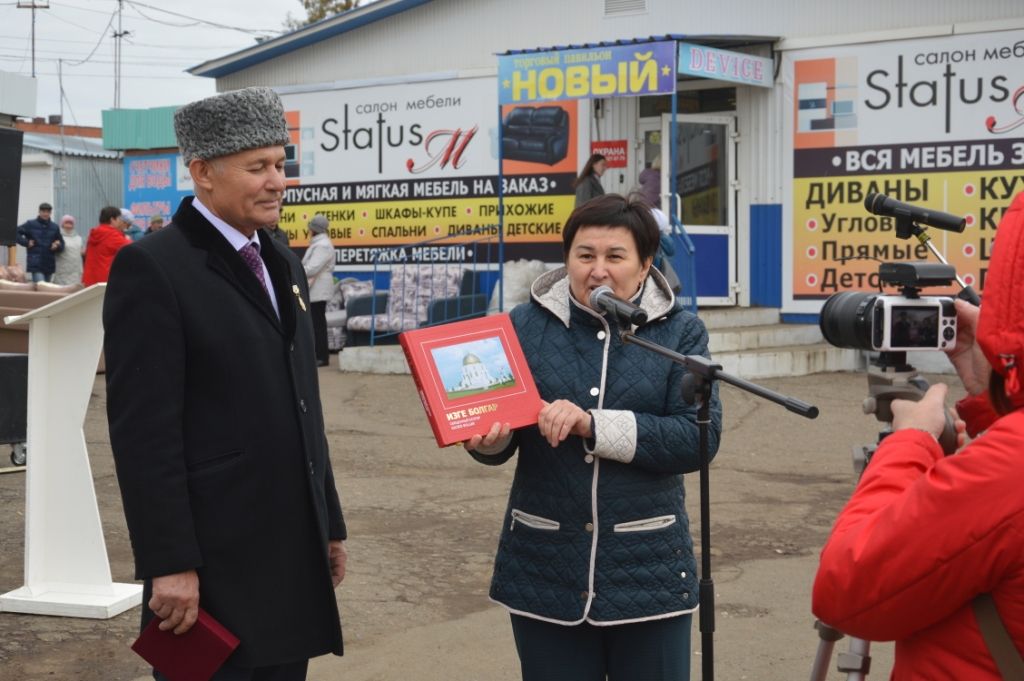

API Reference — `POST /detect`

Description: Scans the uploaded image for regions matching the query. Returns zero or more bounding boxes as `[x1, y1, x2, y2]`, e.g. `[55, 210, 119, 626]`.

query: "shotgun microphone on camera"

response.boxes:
[589, 285, 648, 326]
[864, 193, 966, 233]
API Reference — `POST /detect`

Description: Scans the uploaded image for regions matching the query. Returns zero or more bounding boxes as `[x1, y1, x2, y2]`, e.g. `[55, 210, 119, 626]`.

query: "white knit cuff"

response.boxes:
[585, 409, 636, 463]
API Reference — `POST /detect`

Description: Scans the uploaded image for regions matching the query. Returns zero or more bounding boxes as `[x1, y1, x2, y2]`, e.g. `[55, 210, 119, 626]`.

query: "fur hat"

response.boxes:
[309, 214, 329, 234]
[174, 87, 290, 165]
[977, 192, 1024, 404]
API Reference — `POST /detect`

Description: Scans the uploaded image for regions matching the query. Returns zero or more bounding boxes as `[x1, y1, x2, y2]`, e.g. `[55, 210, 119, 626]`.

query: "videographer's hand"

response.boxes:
[891, 383, 950, 440]
[946, 299, 990, 395]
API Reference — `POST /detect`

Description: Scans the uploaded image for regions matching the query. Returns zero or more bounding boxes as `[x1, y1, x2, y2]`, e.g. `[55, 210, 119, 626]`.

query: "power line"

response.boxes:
[124, 1, 279, 37]
[62, 6, 115, 66]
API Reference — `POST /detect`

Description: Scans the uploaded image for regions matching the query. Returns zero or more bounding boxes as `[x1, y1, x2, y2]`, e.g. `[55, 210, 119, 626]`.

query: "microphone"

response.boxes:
[589, 285, 648, 326]
[864, 193, 966, 233]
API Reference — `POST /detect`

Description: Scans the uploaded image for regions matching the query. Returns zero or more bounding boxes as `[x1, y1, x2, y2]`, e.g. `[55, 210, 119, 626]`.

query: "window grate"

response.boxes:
[604, 0, 647, 15]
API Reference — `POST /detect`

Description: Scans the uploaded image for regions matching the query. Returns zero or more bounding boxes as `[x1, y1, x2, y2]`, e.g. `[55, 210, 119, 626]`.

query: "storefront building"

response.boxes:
[180, 0, 1023, 313]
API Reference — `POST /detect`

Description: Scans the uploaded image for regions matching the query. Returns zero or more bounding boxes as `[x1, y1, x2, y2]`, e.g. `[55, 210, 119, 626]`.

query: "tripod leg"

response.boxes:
[809, 621, 843, 681]
[837, 637, 872, 680]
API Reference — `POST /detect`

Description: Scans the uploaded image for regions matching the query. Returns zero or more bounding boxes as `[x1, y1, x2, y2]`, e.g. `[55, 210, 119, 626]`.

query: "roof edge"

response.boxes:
[188, 0, 434, 79]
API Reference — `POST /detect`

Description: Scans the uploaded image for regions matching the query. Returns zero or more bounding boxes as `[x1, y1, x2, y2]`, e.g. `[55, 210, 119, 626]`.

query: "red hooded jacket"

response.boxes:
[813, 193, 1024, 680]
[83, 223, 130, 286]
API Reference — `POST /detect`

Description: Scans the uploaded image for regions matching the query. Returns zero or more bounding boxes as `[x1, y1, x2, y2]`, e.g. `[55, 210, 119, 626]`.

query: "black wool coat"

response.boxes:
[103, 197, 346, 667]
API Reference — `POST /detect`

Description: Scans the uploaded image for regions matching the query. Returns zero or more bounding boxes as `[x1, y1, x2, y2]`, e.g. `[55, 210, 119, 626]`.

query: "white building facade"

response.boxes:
[191, 0, 1024, 316]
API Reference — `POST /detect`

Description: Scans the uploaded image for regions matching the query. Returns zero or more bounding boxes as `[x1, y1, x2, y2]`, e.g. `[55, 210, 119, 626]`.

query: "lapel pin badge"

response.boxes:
[292, 284, 307, 311]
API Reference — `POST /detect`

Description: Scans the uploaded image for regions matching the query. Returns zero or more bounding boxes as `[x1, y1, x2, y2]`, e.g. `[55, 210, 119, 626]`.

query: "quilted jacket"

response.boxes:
[470, 266, 723, 624]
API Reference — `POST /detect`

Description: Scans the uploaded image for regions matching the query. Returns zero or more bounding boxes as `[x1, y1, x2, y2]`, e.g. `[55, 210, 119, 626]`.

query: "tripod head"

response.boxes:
[854, 351, 958, 476]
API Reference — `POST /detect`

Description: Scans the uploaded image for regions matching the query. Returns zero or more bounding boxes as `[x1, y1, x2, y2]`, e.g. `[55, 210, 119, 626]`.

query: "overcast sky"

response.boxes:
[1, 0, 315, 127]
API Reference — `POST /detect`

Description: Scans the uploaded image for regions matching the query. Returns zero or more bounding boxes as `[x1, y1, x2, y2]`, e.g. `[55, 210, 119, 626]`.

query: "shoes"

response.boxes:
[316, 359, 329, 367]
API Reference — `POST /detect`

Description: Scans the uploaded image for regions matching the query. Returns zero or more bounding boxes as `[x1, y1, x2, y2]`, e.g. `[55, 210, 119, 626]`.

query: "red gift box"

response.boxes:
[131, 608, 240, 681]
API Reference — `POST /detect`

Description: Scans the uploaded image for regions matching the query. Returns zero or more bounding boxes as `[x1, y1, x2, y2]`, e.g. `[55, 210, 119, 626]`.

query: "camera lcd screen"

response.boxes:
[890, 306, 940, 348]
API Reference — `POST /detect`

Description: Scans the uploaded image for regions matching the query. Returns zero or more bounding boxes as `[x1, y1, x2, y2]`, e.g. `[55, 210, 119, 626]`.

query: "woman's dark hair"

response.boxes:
[99, 206, 121, 224]
[989, 372, 1016, 416]
[562, 193, 659, 264]
[573, 153, 606, 189]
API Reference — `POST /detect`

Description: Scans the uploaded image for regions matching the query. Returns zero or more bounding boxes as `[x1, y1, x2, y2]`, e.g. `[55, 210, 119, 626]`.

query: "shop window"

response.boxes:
[639, 88, 737, 117]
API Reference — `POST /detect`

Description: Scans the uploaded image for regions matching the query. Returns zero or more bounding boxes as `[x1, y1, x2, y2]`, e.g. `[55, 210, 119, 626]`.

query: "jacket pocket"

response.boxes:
[613, 514, 676, 533]
[510, 509, 560, 531]
[187, 450, 243, 476]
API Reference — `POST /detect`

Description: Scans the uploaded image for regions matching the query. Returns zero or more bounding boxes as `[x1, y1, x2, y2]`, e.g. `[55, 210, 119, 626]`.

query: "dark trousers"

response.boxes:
[310, 300, 328, 364]
[510, 613, 692, 681]
[155, 659, 308, 681]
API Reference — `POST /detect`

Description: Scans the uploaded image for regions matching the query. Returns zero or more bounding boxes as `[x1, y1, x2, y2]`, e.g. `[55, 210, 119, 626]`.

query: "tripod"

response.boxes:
[617, 329, 819, 681]
[809, 351, 958, 680]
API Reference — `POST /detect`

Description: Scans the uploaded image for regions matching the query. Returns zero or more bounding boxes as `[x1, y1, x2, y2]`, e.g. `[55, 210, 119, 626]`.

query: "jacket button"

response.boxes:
[584, 454, 594, 464]
[584, 522, 594, 533]
[299, 398, 308, 413]
[680, 571, 686, 578]
[682, 592, 689, 600]
[589, 387, 599, 396]
[289, 342, 295, 352]
[308, 461, 315, 475]
[597, 330, 606, 340]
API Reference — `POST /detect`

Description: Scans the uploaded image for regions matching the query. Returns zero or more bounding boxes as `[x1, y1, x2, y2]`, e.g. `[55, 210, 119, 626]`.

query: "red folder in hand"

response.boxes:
[131, 608, 240, 681]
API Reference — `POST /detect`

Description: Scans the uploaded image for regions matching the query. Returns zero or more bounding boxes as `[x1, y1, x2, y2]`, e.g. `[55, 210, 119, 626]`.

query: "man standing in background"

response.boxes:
[16, 202, 64, 283]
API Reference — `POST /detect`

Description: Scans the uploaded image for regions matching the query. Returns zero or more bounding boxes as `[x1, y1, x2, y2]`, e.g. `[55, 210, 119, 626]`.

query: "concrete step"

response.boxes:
[709, 323, 823, 353]
[699, 307, 780, 330]
[715, 343, 863, 379]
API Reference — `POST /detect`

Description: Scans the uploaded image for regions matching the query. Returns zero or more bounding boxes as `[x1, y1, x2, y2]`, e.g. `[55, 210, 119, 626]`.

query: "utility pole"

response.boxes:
[16, 0, 50, 79]
[112, 0, 131, 109]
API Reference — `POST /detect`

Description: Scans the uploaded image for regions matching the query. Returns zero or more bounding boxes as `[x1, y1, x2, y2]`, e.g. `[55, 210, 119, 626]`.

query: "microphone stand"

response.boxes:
[617, 327, 819, 681]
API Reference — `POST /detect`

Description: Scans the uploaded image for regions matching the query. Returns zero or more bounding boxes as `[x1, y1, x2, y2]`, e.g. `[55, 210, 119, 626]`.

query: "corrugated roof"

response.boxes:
[22, 132, 121, 160]
[101, 106, 179, 151]
[188, 0, 433, 79]
[501, 34, 778, 54]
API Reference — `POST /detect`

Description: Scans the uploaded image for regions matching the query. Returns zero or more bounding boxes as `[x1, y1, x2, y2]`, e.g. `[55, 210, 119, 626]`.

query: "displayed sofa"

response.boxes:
[501, 105, 569, 165]
[324, 277, 375, 352]
[345, 266, 489, 347]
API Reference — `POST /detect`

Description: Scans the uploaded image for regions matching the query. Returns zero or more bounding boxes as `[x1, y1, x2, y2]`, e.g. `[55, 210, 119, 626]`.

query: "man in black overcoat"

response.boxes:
[103, 87, 347, 681]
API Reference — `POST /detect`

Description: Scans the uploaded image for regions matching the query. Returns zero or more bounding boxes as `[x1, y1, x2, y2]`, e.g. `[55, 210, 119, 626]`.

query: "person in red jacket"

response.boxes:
[83, 206, 130, 286]
[813, 192, 1024, 680]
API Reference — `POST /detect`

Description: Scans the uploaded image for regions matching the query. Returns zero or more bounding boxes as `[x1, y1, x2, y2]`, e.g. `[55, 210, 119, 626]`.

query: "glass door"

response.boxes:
[661, 113, 737, 306]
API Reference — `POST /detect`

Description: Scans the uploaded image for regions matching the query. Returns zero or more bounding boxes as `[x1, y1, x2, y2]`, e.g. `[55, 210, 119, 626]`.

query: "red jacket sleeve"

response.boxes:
[812, 425, 1024, 641]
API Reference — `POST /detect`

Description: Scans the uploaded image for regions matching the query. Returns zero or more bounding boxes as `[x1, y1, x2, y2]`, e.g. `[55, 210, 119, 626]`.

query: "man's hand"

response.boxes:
[538, 399, 592, 448]
[49, 240, 60, 251]
[329, 540, 347, 588]
[27, 240, 35, 248]
[150, 570, 199, 635]
[946, 299, 990, 396]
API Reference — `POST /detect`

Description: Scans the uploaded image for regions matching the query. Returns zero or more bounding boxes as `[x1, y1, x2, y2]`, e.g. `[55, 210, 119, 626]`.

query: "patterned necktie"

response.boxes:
[238, 242, 270, 298]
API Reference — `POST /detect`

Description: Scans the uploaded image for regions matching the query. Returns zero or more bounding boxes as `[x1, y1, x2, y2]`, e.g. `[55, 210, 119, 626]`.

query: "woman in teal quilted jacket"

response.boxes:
[467, 194, 723, 681]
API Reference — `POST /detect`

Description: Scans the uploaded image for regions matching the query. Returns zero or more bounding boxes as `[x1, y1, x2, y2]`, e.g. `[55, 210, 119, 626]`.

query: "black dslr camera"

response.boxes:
[819, 262, 957, 353]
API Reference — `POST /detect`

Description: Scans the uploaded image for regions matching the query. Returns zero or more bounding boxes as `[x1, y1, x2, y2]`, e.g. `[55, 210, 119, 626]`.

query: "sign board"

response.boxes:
[677, 43, 773, 88]
[590, 139, 628, 167]
[498, 42, 677, 105]
[783, 28, 1024, 313]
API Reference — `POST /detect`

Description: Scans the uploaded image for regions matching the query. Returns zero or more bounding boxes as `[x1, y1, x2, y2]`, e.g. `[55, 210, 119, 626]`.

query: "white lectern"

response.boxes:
[0, 284, 142, 618]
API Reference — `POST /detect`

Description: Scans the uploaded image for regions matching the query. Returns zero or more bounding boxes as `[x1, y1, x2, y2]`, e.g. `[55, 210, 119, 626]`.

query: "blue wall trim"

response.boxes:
[750, 203, 782, 308]
[781, 313, 819, 325]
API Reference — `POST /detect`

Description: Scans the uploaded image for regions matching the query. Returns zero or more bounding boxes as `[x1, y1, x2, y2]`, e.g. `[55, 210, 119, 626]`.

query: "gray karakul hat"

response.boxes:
[174, 87, 290, 164]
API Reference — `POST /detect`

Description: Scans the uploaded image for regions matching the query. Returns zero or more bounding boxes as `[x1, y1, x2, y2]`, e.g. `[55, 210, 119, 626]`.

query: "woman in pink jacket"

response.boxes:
[813, 192, 1024, 680]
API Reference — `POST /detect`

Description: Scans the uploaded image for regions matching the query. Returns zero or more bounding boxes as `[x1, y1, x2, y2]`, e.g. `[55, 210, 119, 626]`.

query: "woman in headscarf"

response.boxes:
[53, 214, 84, 286]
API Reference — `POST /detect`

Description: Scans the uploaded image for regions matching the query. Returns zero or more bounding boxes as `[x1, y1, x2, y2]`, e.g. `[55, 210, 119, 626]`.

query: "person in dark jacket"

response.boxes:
[573, 153, 607, 207]
[103, 87, 348, 681]
[467, 194, 722, 681]
[16, 202, 64, 283]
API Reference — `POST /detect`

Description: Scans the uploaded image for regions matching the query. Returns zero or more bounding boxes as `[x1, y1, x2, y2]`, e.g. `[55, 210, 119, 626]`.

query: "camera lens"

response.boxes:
[819, 292, 878, 350]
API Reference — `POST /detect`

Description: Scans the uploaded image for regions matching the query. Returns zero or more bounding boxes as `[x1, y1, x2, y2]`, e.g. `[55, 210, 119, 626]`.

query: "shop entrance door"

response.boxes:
[661, 114, 737, 305]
